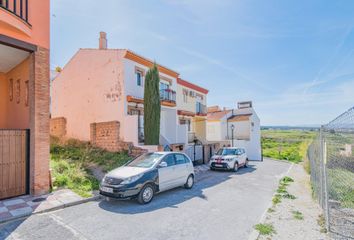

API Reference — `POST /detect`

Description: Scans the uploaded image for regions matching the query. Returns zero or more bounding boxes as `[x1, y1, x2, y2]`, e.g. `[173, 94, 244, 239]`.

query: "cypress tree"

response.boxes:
[144, 63, 161, 145]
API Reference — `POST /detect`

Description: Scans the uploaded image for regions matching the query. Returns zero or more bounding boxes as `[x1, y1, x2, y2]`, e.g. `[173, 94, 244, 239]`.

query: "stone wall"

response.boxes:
[50, 117, 66, 138]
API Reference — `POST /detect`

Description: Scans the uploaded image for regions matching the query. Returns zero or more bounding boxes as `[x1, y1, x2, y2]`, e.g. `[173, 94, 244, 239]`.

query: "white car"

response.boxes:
[100, 152, 195, 204]
[209, 147, 248, 172]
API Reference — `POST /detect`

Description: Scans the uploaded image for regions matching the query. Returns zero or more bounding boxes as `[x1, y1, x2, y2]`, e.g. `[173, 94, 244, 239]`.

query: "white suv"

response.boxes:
[209, 147, 248, 172]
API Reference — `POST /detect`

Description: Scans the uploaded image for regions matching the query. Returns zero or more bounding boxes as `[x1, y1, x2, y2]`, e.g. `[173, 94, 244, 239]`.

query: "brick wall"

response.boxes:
[50, 117, 66, 138]
[29, 46, 50, 195]
[90, 121, 126, 152]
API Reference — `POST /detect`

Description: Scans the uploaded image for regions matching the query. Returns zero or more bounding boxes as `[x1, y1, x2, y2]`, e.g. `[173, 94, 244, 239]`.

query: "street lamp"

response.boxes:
[231, 125, 234, 147]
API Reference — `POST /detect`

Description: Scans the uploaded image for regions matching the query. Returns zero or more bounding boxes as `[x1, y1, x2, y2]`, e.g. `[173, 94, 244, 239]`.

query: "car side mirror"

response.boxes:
[158, 162, 168, 168]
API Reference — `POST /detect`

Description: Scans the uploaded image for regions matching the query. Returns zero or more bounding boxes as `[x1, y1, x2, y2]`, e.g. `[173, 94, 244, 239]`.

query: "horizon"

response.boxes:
[51, 0, 354, 126]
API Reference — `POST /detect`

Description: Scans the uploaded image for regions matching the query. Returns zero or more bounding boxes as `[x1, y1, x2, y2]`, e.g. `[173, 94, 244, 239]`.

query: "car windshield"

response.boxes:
[216, 148, 242, 156]
[126, 153, 163, 168]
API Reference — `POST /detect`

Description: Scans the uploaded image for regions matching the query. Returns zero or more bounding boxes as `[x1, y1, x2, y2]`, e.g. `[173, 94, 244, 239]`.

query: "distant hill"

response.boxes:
[261, 125, 320, 131]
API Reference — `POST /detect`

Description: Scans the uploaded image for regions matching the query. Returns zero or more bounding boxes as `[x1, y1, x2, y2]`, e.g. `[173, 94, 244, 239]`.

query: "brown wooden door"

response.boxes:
[0, 130, 28, 200]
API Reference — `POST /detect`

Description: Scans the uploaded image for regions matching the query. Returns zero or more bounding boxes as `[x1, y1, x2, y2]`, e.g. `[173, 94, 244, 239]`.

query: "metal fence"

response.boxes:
[308, 107, 354, 239]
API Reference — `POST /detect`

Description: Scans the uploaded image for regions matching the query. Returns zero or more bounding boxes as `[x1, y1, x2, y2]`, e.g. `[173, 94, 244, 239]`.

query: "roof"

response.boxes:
[177, 78, 209, 94]
[124, 50, 179, 78]
[207, 110, 232, 121]
[228, 114, 252, 122]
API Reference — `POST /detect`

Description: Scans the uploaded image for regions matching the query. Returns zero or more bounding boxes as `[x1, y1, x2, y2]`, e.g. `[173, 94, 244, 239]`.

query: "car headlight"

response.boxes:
[121, 173, 144, 185]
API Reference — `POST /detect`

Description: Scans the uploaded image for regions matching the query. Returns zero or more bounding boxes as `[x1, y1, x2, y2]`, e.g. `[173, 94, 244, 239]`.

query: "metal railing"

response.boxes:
[160, 89, 176, 103]
[308, 107, 354, 239]
[188, 132, 195, 143]
[0, 0, 30, 24]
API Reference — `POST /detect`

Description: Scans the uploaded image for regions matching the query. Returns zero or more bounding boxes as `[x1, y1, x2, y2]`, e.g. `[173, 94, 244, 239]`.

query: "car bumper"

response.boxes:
[210, 162, 233, 169]
[99, 184, 141, 199]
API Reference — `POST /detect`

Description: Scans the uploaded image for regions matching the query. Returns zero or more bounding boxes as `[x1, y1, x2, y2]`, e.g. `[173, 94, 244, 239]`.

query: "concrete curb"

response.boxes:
[0, 195, 102, 225]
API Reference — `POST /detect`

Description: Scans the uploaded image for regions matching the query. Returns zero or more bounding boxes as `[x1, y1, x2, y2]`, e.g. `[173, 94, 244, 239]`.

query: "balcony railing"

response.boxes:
[196, 102, 207, 115]
[160, 89, 176, 103]
[0, 0, 29, 24]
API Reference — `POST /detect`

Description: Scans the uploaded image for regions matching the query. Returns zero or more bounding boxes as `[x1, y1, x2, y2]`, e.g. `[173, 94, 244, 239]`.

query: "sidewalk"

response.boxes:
[0, 189, 98, 224]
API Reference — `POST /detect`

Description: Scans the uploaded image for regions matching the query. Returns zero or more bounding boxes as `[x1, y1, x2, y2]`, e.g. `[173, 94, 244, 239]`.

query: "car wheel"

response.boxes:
[244, 159, 249, 168]
[233, 162, 239, 172]
[210, 167, 214, 171]
[184, 174, 194, 189]
[137, 184, 155, 204]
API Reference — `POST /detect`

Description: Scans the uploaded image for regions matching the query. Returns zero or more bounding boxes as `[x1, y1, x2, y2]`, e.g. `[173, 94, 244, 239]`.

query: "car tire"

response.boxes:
[233, 162, 239, 172]
[244, 159, 249, 168]
[184, 174, 194, 189]
[210, 167, 214, 171]
[137, 184, 155, 204]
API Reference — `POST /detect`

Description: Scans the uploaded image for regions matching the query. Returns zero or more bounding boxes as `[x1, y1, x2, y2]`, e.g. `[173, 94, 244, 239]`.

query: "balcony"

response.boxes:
[160, 89, 176, 107]
[0, 0, 29, 25]
[196, 102, 207, 116]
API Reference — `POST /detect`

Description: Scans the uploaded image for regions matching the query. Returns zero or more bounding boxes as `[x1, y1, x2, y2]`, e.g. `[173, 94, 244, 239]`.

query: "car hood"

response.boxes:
[106, 166, 149, 179]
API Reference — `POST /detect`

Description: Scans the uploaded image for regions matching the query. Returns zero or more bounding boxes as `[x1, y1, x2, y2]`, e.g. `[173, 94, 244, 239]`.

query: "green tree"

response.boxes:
[144, 63, 161, 145]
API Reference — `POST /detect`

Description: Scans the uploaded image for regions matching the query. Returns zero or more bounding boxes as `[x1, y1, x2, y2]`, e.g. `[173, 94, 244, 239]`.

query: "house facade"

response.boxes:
[176, 78, 208, 144]
[0, 0, 50, 199]
[206, 101, 262, 161]
[51, 32, 187, 152]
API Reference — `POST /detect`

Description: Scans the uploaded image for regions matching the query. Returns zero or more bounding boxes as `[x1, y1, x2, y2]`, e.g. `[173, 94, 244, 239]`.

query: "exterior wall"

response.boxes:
[3, 58, 30, 129]
[0, 73, 7, 127]
[193, 117, 207, 142]
[206, 121, 223, 141]
[50, 117, 67, 138]
[51, 49, 126, 141]
[0, 0, 50, 49]
[176, 84, 207, 113]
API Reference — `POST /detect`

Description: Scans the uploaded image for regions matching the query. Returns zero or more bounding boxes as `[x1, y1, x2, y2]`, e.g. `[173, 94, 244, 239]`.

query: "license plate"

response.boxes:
[101, 186, 113, 193]
[215, 164, 223, 167]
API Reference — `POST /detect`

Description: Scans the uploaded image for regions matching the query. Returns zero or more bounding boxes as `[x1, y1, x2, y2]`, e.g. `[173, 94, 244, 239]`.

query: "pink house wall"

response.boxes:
[51, 49, 126, 141]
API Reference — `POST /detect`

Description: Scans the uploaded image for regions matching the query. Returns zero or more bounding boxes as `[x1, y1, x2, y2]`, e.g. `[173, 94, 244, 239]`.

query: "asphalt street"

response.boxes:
[0, 159, 291, 240]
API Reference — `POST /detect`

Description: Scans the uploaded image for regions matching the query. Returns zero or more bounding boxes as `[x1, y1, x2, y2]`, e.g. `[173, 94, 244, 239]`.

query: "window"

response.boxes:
[136, 71, 143, 86]
[175, 154, 187, 165]
[183, 89, 188, 103]
[162, 154, 175, 167]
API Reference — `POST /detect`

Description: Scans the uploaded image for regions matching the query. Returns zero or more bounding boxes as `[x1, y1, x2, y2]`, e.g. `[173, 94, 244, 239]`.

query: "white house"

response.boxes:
[206, 101, 262, 161]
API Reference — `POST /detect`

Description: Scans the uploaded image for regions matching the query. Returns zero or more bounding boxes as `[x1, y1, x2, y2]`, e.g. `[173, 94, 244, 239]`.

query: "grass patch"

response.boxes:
[317, 214, 327, 233]
[262, 130, 316, 163]
[283, 193, 296, 199]
[254, 223, 276, 236]
[267, 207, 275, 213]
[327, 168, 354, 209]
[50, 137, 132, 197]
[280, 176, 294, 185]
[292, 210, 304, 220]
[272, 194, 282, 205]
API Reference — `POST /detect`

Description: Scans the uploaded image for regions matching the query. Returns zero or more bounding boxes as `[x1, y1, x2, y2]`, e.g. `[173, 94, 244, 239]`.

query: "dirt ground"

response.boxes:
[258, 163, 328, 240]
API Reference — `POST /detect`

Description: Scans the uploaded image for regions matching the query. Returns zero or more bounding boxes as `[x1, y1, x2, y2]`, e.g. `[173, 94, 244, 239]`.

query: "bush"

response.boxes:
[254, 223, 276, 235]
[50, 138, 131, 197]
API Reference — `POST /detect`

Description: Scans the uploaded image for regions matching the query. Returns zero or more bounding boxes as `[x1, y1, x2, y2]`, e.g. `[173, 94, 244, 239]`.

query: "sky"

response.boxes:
[50, 0, 354, 126]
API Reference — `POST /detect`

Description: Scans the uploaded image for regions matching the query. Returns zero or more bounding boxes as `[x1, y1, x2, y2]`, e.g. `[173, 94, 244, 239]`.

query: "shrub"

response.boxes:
[254, 223, 276, 235]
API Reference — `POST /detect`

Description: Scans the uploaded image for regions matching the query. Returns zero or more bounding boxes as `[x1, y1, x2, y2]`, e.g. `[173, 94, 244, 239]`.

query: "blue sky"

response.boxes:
[50, 0, 354, 126]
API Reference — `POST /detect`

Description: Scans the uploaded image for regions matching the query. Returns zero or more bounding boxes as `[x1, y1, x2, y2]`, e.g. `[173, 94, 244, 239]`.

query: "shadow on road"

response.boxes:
[98, 164, 256, 214]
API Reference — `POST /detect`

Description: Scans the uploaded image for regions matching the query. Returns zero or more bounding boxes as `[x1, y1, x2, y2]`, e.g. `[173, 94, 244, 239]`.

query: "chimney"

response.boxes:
[99, 32, 107, 50]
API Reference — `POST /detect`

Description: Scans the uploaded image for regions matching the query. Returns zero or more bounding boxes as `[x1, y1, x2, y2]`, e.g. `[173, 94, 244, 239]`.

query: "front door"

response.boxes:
[158, 154, 177, 191]
[0, 130, 29, 199]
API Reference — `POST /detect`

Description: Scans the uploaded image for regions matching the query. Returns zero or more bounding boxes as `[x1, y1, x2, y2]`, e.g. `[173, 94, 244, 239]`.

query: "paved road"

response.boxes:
[0, 159, 291, 240]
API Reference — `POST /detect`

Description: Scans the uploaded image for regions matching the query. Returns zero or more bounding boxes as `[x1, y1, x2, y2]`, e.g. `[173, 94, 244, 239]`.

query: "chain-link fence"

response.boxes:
[308, 107, 354, 239]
